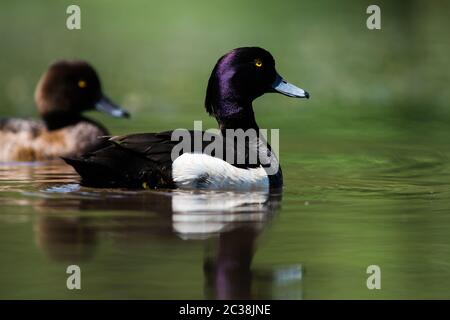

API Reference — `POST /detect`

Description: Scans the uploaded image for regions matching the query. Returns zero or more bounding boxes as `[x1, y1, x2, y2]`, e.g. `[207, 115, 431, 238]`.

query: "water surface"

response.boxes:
[1, 132, 449, 299]
[0, 0, 449, 299]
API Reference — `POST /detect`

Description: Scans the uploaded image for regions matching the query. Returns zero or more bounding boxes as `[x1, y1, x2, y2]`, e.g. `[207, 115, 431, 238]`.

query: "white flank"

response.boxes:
[172, 153, 269, 190]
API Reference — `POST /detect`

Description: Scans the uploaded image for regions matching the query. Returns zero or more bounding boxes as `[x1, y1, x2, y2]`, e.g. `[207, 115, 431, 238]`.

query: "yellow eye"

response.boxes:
[78, 80, 87, 88]
[255, 59, 263, 68]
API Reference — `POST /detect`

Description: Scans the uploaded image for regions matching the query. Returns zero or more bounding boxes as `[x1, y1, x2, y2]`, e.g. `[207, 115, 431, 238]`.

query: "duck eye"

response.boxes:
[78, 80, 87, 88]
[255, 59, 263, 68]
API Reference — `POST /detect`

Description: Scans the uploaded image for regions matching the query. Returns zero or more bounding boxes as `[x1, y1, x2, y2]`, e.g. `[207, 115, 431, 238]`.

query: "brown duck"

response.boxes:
[0, 60, 129, 162]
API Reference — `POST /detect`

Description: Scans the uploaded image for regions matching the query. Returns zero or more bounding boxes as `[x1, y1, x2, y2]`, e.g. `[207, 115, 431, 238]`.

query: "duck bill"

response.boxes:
[95, 96, 130, 118]
[271, 74, 310, 99]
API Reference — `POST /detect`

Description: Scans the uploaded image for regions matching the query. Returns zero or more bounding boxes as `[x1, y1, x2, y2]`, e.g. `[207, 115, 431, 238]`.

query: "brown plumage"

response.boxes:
[0, 60, 130, 162]
[0, 119, 107, 161]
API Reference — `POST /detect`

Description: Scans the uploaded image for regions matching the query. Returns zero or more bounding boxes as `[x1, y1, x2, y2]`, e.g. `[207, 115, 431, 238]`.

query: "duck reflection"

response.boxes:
[171, 191, 281, 299]
[35, 215, 97, 262]
[31, 176, 294, 298]
[203, 226, 259, 299]
[0, 162, 303, 298]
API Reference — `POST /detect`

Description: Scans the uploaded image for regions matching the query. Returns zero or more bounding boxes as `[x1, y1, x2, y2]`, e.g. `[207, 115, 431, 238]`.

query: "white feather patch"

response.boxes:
[172, 153, 269, 190]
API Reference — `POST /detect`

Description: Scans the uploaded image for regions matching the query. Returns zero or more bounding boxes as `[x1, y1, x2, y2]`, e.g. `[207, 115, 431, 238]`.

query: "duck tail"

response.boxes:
[62, 156, 119, 187]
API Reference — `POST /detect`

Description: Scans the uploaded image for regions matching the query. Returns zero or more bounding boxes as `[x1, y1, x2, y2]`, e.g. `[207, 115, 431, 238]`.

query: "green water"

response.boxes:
[1, 0, 450, 299]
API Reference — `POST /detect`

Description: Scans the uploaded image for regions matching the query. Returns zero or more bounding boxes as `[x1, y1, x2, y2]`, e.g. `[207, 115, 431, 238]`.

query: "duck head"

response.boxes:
[35, 60, 129, 130]
[205, 47, 309, 130]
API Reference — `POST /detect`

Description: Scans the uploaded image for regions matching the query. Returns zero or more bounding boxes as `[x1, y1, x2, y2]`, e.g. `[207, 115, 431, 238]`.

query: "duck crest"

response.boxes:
[205, 50, 258, 130]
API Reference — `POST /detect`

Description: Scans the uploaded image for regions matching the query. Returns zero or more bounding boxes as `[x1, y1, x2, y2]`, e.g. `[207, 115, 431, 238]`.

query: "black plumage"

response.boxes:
[64, 130, 264, 188]
[64, 47, 309, 189]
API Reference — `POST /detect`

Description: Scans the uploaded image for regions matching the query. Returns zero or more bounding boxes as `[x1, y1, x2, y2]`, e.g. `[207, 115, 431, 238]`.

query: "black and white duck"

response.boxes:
[64, 47, 309, 190]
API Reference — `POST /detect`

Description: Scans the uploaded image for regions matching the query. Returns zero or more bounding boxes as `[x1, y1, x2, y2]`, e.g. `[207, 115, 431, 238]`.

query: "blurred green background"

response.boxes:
[1, 0, 450, 299]
[1, 0, 449, 136]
